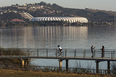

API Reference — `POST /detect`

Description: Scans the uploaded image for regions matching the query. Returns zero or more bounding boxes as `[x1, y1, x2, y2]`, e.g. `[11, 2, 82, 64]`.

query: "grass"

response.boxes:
[0, 69, 115, 77]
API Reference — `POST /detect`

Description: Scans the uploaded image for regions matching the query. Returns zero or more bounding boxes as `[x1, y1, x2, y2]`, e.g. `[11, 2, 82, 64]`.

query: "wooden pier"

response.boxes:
[0, 48, 116, 73]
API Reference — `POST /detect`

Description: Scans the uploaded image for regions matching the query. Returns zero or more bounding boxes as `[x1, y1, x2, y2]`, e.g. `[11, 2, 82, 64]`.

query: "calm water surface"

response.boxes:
[0, 26, 116, 69]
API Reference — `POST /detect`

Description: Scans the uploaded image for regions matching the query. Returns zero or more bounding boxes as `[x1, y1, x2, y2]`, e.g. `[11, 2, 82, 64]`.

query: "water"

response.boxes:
[0, 26, 116, 70]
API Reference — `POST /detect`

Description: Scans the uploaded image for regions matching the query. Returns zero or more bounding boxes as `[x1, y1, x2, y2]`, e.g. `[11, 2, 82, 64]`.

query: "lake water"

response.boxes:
[0, 26, 116, 70]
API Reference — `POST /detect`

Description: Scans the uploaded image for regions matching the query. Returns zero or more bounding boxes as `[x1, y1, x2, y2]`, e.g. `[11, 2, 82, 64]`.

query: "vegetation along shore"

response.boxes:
[0, 69, 115, 77]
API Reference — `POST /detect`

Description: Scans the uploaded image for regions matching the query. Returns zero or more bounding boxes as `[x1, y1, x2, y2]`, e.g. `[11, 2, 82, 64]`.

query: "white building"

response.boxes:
[31, 17, 88, 23]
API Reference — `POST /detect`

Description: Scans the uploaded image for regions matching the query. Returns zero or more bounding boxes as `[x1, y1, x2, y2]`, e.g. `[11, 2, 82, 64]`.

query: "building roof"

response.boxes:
[31, 17, 88, 23]
[10, 19, 25, 22]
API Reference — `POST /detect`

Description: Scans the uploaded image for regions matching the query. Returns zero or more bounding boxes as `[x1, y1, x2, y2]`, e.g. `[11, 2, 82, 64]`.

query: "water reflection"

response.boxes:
[0, 26, 116, 49]
[0, 26, 88, 49]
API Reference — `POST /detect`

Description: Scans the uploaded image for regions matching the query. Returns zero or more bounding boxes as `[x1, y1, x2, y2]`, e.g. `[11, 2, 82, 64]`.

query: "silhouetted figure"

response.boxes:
[57, 45, 62, 56]
[91, 45, 95, 57]
[101, 46, 105, 57]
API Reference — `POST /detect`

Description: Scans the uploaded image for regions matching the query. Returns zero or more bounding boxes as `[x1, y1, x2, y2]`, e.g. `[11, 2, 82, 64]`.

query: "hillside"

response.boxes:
[0, 1, 116, 26]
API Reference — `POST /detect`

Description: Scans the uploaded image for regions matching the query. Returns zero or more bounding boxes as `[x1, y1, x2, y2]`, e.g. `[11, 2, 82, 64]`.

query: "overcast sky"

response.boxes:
[0, 0, 116, 12]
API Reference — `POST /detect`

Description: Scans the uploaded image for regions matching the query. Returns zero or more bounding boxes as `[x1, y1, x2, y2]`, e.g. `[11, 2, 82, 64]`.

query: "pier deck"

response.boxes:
[0, 48, 116, 73]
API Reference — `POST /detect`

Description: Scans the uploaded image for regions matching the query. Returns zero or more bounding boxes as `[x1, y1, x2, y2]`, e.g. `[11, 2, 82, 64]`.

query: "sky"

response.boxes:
[0, 0, 116, 12]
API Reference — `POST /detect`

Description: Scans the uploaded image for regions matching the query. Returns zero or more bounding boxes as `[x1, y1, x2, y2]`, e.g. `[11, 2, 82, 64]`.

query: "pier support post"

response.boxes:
[107, 61, 110, 74]
[59, 59, 62, 70]
[24, 59, 28, 67]
[21, 59, 25, 68]
[22, 59, 28, 68]
[96, 61, 100, 73]
[66, 60, 68, 71]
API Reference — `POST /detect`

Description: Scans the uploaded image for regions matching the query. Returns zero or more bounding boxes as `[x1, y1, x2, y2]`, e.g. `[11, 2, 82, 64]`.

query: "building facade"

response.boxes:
[31, 17, 88, 23]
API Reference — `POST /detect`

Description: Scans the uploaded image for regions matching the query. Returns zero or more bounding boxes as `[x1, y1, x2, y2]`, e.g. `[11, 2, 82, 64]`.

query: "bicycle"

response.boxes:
[55, 50, 64, 57]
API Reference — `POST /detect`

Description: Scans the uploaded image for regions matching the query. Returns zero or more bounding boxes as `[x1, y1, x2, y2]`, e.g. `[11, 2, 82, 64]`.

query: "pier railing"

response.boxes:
[0, 48, 116, 59]
[0, 48, 116, 74]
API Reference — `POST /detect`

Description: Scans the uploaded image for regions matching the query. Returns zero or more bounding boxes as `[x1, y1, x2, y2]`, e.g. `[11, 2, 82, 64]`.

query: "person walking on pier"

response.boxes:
[58, 45, 62, 56]
[101, 46, 105, 57]
[91, 45, 95, 57]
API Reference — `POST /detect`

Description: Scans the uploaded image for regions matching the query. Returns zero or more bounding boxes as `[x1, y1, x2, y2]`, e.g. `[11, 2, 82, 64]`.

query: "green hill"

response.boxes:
[0, 1, 116, 26]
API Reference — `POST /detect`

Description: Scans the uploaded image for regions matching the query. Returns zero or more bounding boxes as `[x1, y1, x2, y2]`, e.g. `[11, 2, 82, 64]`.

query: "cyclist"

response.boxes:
[57, 45, 62, 55]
